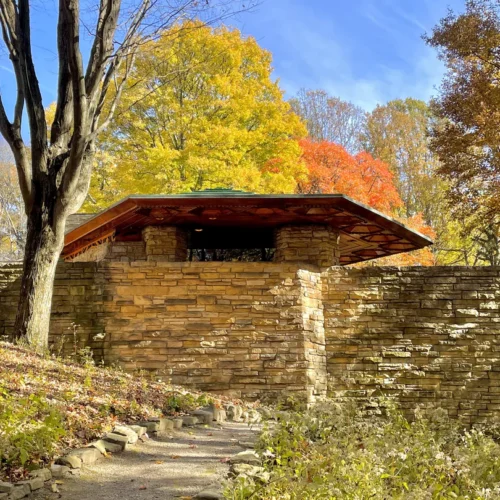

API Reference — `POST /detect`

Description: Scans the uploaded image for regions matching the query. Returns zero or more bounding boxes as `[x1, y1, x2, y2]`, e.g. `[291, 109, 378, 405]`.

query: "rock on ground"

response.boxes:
[33, 422, 259, 500]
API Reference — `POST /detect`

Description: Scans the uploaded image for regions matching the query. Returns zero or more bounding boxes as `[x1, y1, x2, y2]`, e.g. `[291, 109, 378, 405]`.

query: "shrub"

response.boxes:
[0, 387, 65, 481]
[226, 401, 500, 499]
[0, 341, 233, 482]
[164, 392, 214, 414]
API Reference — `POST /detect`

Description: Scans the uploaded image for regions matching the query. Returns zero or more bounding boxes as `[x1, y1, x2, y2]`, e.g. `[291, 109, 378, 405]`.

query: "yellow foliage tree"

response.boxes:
[86, 21, 307, 210]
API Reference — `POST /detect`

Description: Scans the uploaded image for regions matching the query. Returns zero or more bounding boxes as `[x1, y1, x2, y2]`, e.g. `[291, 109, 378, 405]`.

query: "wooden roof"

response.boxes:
[63, 190, 432, 264]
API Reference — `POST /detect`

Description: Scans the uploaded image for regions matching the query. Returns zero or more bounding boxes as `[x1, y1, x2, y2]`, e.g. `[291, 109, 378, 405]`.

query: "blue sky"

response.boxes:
[233, 0, 465, 109]
[0, 0, 465, 129]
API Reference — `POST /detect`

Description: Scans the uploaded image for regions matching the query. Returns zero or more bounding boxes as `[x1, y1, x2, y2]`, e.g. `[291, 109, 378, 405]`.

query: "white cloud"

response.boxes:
[257, 0, 448, 110]
[0, 65, 14, 75]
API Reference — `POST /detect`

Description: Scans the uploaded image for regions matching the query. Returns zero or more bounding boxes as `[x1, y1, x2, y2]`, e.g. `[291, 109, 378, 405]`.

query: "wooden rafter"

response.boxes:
[63, 193, 433, 264]
[64, 229, 116, 260]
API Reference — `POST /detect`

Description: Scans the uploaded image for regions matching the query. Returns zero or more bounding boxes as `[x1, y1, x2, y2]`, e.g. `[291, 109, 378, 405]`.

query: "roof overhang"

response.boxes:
[63, 192, 432, 264]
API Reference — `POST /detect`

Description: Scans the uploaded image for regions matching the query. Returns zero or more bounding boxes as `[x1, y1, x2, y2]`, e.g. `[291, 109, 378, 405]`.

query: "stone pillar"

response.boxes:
[265, 268, 327, 405]
[142, 226, 188, 262]
[297, 269, 327, 403]
[275, 225, 340, 268]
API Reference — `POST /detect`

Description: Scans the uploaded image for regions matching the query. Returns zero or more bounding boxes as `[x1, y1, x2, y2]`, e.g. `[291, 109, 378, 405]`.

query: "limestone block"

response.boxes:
[103, 432, 129, 450]
[113, 425, 139, 443]
[0, 483, 12, 494]
[28, 469, 52, 482]
[138, 421, 160, 433]
[68, 447, 102, 465]
[159, 418, 174, 431]
[225, 404, 243, 421]
[56, 454, 82, 469]
[171, 418, 183, 429]
[230, 450, 261, 466]
[181, 416, 199, 426]
[191, 410, 213, 424]
[127, 425, 147, 437]
[19, 477, 43, 491]
[7, 484, 30, 500]
[50, 464, 71, 479]
[91, 439, 123, 454]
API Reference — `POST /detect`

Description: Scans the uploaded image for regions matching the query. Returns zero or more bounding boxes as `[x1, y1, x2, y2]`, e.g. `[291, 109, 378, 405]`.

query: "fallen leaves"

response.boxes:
[0, 341, 247, 482]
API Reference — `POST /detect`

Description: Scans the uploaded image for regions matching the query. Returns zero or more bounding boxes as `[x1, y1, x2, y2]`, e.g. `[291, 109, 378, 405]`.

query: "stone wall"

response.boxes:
[142, 226, 187, 262]
[70, 241, 146, 262]
[69, 224, 341, 267]
[324, 267, 500, 424]
[0, 261, 324, 402]
[2, 262, 500, 423]
[274, 225, 340, 267]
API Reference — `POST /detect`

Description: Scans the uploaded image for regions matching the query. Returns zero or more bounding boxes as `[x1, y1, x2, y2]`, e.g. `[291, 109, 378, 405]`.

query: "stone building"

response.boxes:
[62, 188, 430, 265]
[2, 189, 500, 424]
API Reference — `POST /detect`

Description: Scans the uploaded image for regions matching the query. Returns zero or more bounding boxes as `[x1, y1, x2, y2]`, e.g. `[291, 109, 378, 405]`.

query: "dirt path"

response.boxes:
[34, 422, 260, 500]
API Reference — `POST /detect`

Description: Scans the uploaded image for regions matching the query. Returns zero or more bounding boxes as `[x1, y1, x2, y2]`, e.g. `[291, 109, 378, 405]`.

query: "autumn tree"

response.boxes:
[361, 99, 465, 264]
[289, 89, 366, 154]
[0, 146, 25, 260]
[0, 0, 250, 349]
[87, 21, 307, 210]
[361, 99, 441, 219]
[425, 0, 500, 231]
[298, 139, 435, 265]
[297, 139, 401, 213]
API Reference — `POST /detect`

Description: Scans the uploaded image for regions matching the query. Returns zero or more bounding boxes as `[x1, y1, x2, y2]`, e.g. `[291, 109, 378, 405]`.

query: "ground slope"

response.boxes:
[0, 342, 250, 484]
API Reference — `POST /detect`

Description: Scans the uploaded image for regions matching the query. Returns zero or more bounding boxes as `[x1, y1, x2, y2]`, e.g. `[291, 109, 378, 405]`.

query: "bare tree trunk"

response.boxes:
[13, 190, 65, 350]
[0, 0, 249, 350]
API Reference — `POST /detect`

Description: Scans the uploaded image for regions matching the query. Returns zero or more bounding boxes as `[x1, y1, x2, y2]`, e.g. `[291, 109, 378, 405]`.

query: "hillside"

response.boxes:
[0, 342, 247, 483]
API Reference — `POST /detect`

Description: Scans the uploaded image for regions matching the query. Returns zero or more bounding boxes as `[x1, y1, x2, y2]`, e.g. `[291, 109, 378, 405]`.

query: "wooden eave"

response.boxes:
[63, 194, 433, 264]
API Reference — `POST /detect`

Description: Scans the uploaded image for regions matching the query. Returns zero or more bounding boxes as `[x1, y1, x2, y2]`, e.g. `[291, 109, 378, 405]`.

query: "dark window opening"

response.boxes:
[186, 227, 275, 262]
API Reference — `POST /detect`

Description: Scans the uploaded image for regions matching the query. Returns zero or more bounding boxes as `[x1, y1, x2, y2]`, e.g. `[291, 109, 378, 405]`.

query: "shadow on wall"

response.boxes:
[0, 261, 108, 360]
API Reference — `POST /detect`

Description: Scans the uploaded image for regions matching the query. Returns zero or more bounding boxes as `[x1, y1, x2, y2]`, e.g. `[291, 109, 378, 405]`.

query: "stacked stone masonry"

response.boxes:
[70, 241, 146, 262]
[2, 262, 500, 424]
[71, 224, 341, 267]
[0, 261, 321, 402]
[274, 225, 340, 267]
[324, 267, 500, 424]
[142, 226, 188, 262]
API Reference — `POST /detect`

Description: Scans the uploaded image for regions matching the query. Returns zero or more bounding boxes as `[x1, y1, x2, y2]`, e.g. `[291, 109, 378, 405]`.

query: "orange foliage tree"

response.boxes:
[297, 140, 402, 213]
[379, 213, 436, 266]
[298, 139, 435, 265]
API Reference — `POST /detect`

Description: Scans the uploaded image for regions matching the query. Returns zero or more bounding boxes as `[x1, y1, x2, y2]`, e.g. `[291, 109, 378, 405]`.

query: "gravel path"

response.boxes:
[34, 422, 260, 500]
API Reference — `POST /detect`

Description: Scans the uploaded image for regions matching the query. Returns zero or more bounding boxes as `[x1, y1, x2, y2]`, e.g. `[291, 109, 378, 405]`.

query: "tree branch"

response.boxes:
[84, 0, 121, 117]
[50, 1, 74, 150]
[90, 51, 136, 138]
[17, 0, 47, 157]
[0, 4, 24, 132]
[58, 0, 89, 201]
[0, 94, 31, 208]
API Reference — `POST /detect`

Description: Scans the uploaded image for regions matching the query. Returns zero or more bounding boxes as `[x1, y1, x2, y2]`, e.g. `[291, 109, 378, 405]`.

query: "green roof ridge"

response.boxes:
[183, 187, 255, 196]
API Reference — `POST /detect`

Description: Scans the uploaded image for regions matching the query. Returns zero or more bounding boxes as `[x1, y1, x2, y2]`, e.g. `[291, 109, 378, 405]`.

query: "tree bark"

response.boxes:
[12, 188, 65, 350]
